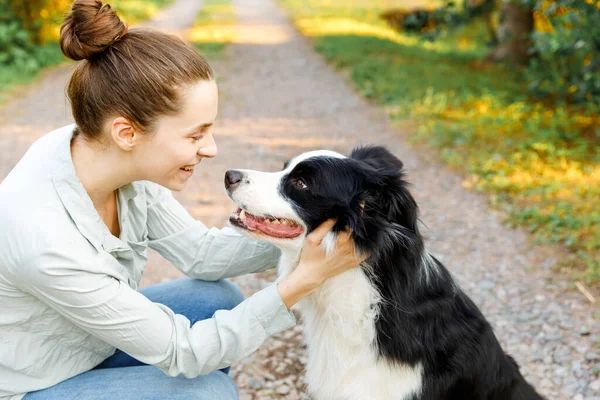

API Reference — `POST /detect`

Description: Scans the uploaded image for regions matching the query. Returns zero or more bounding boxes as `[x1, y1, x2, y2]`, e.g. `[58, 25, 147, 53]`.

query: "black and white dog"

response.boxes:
[225, 146, 543, 400]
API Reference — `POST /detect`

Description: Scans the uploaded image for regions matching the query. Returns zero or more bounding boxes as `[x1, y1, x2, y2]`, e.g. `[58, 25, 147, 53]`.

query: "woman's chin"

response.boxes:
[159, 177, 187, 192]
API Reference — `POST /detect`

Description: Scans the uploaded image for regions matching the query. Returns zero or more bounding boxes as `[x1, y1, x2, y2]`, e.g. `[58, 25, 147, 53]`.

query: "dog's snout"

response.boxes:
[225, 170, 244, 190]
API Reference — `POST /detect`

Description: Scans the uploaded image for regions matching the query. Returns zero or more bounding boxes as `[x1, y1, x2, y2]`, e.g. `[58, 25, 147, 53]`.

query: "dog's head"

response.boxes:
[225, 146, 420, 257]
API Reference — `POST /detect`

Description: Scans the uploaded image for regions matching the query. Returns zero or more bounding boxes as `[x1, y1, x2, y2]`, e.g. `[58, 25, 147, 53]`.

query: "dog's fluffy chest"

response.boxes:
[277, 257, 422, 400]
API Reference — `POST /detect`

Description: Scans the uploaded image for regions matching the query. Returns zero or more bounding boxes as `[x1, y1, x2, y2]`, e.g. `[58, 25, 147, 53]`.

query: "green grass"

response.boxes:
[279, 0, 600, 283]
[186, 0, 235, 60]
[113, 0, 174, 24]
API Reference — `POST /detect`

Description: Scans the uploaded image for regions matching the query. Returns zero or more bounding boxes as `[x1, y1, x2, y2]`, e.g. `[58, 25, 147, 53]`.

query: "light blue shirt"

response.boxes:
[0, 124, 296, 399]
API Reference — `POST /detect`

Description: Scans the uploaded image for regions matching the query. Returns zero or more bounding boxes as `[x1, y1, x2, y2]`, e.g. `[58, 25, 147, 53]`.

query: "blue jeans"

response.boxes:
[24, 278, 245, 400]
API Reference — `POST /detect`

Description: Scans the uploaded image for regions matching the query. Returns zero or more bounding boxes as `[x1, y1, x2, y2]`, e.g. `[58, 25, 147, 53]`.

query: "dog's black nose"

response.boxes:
[225, 170, 244, 190]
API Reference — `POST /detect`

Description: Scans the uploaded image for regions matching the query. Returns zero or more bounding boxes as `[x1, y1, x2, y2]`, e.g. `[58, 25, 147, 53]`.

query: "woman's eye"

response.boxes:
[295, 179, 307, 189]
[192, 136, 204, 142]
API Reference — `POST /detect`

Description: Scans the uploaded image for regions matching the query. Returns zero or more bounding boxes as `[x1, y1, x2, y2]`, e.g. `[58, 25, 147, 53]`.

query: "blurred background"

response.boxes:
[1, 1, 599, 398]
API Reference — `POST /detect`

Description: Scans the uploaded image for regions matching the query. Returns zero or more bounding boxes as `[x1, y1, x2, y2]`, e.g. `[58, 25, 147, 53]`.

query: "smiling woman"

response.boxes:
[0, 1, 364, 399]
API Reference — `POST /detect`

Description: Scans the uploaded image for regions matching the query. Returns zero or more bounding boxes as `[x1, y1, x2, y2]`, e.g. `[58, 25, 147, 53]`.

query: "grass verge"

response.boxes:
[186, 0, 236, 60]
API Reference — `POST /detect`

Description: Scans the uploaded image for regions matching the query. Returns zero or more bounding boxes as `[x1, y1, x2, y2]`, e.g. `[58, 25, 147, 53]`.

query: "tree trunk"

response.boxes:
[489, 2, 534, 65]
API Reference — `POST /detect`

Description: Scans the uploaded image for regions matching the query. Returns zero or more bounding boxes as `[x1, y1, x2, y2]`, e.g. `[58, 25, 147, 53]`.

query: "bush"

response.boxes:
[382, 0, 600, 104]
[0, 0, 58, 74]
[527, 0, 600, 103]
[0, 21, 41, 72]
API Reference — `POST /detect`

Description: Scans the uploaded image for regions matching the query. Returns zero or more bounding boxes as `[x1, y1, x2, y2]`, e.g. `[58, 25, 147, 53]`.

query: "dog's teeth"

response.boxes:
[240, 209, 246, 220]
[273, 219, 280, 224]
[282, 220, 289, 225]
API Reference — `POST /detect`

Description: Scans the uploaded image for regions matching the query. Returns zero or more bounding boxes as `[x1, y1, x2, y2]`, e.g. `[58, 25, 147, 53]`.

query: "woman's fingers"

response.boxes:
[337, 230, 369, 263]
[306, 219, 337, 246]
[305, 220, 369, 264]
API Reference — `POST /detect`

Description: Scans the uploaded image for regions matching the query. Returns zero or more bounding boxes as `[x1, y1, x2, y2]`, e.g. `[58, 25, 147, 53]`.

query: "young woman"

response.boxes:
[0, 1, 364, 399]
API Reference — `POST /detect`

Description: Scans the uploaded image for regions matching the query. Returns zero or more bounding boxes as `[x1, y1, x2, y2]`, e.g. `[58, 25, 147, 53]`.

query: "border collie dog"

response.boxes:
[225, 146, 543, 400]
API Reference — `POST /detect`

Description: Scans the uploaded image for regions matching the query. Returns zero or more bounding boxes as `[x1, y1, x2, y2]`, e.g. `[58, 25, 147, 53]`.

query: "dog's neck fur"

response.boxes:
[275, 234, 428, 400]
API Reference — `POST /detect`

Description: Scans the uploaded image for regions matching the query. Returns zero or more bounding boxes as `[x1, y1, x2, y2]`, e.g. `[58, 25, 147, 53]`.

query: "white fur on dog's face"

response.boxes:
[226, 150, 346, 251]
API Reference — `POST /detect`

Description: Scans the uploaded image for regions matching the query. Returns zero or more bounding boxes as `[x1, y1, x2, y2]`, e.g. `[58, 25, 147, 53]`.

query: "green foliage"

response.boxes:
[527, 0, 600, 103]
[112, 0, 174, 24]
[0, 21, 40, 72]
[406, 0, 600, 103]
[0, 2, 64, 103]
[0, 1, 41, 72]
[187, 0, 235, 60]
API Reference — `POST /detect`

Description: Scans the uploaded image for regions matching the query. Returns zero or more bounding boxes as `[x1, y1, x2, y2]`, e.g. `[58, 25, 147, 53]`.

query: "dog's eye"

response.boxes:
[294, 179, 308, 189]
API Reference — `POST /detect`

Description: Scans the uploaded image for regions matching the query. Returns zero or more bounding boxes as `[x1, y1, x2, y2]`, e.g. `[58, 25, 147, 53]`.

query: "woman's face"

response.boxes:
[135, 79, 219, 191]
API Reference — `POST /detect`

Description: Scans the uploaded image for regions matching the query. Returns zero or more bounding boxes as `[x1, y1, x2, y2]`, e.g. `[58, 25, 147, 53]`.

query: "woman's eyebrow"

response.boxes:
[187, 122, 213, 134]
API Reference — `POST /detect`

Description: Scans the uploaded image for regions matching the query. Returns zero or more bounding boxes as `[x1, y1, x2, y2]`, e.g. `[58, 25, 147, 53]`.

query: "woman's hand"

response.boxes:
[277, 219, 368, 309]
[296, 219, 366, 287]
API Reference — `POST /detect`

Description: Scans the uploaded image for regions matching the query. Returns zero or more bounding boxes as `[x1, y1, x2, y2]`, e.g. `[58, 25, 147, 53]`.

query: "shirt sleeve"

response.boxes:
[145, 182, 282, 280]
[14, 248, 296, 378]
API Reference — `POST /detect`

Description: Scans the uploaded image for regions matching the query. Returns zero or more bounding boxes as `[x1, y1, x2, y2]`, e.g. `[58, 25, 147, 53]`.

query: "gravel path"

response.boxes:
[1, 0, 599, 399]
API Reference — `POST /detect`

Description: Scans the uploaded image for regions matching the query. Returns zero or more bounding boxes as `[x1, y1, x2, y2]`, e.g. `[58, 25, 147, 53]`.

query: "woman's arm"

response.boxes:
[145, 182, 281, 280]
[13, 247, 296, 377]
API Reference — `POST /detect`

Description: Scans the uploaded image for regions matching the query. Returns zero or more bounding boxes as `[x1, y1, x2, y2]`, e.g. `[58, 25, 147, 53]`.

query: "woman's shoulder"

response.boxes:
[0, 125, 78, 257]
[19, 123, 75, 165]
[0, 124, 74, 191]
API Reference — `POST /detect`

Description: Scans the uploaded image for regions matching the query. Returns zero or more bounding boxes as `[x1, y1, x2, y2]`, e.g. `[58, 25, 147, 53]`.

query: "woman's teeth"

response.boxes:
[181, 165, 194, 171]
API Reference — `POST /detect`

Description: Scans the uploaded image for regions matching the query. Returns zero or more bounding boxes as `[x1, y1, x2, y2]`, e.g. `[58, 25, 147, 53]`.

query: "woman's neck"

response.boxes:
[70, 134, 134, 211]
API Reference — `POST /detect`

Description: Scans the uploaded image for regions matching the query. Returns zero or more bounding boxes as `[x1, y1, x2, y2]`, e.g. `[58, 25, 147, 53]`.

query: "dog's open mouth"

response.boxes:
[229, 208, 303, 239]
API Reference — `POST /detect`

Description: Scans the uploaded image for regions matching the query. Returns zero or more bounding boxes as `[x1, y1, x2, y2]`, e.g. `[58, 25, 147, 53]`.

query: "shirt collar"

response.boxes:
[51, 124, 138, 254]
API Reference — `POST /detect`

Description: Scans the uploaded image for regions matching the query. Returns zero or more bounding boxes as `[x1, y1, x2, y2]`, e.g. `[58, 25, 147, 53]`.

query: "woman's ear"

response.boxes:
[110, 117, 137, 151]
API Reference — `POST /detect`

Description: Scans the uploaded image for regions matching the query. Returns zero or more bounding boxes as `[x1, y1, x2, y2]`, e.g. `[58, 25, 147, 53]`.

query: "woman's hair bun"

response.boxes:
[59, 0, 127, 61]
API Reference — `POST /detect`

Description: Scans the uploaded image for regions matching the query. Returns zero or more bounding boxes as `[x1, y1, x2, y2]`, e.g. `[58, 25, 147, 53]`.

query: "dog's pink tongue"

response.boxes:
[244, 214, 303, 238]
[258, 223, 303, 238]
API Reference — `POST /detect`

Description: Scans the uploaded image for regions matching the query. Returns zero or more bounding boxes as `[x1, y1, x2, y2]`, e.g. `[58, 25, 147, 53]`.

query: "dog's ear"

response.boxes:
[349, 145, 403, 174]
[345, 147, 420, 254]
[349, 146, 413, 224]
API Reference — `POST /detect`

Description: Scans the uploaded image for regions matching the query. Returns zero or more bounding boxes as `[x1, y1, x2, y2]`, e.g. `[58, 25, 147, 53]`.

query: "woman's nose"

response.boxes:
[198, 134, 217, 158]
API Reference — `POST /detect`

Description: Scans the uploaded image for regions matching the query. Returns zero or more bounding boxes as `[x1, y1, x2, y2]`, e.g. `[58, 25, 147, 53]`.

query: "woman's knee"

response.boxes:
[213, 279, 245, 309]
[175, 370, 238, 400]
[193, 370, 239, 400]
[141, 278, 245, 323]
[185, 278, 244, 311]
